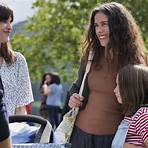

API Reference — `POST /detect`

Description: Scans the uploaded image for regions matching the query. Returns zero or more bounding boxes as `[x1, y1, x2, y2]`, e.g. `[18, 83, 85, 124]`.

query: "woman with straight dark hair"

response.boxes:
[64, 2, 147, 148]
[113, 65, 148, 148]
[0, 3, 33, 116]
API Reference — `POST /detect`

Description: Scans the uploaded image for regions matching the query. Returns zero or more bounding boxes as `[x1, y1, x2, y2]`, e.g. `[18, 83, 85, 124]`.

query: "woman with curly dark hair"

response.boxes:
[65, 2, 147, 148]
[39, 72, 53, 119]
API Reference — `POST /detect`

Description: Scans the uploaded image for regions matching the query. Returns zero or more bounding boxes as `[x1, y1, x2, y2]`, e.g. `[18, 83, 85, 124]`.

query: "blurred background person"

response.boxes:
[39, 72, 53, 119]
[43, 73, 63, 129]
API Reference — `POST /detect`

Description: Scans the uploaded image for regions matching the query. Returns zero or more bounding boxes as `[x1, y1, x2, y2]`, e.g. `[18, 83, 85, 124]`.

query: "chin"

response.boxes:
[100, 43, 107, 47]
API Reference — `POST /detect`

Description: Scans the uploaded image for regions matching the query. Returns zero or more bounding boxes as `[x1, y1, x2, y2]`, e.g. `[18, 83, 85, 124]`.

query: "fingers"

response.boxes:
[68, 93, 84, 108]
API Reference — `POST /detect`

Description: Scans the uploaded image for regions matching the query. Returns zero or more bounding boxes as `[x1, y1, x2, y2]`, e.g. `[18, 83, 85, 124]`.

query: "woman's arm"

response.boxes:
[15, 52, 34, 112]
[42, 84, 51, 95]
[0, 137, 12, 148]
[144, 139, 148, 148]
[62, 60, 86, 114]
[15, 106, 26, 115]
[124, 143, 144, 148]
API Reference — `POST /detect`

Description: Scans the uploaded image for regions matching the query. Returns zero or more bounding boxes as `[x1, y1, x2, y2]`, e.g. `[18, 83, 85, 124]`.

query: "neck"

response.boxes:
[104, 47, 108, 58]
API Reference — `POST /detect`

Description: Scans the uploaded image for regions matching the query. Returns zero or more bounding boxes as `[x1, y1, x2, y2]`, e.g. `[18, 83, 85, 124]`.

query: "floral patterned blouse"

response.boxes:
[0, 52, 34, 115]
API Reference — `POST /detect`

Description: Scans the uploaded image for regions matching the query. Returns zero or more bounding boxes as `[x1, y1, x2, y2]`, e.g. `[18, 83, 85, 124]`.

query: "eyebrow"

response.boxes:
[94, 21, 108, 24]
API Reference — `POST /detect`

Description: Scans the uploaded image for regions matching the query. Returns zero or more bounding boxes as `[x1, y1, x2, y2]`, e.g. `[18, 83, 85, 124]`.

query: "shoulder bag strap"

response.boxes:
[79, 50, 94, 96]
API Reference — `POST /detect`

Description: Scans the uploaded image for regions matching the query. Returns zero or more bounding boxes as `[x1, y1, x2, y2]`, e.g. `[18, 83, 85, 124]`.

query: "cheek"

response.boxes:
[106, 29, 110, 37]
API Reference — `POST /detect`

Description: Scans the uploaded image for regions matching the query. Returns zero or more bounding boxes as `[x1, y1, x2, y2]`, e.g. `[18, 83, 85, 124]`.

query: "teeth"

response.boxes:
[99, 36, 105, 39]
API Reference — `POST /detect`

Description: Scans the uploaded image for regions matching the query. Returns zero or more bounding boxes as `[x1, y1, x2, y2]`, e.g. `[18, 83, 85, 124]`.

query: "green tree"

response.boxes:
[12, 0, 99, 82]
[11, 0, 148, 82]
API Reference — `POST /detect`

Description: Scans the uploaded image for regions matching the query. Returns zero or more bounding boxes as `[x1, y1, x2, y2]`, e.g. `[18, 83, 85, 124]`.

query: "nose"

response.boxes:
[96, 25, 103, 34]
[7, 22, 12, 31]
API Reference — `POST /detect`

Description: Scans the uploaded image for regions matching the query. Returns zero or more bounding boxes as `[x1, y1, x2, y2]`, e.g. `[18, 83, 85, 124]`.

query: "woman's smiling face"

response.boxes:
[0, 16, 12, 44]
[94, 12, 110, 48]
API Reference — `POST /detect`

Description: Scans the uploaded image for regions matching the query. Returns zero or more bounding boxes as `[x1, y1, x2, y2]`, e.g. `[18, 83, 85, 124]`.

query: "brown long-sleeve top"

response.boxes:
[75, 58, 123, 135]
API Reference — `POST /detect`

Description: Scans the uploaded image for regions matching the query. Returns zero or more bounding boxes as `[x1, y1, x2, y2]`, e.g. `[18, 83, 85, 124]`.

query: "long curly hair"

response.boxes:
[81, 2, 147, 70]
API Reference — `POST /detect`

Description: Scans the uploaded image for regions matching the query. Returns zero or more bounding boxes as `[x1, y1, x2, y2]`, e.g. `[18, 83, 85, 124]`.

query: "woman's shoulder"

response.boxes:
[50, 83, 62, 90]
[14, 52, 26, 61]
[14, 51, 26, 62]
[50, 83, 58, 88]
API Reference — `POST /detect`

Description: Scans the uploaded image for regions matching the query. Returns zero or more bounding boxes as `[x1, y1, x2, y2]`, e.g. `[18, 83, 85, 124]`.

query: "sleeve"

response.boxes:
[15, 52, 34, 107]
[49, 84, 57, 94]
[69, 59, 86, 96]
[62, 59, 86, 114]
[135, 110, 148, 142]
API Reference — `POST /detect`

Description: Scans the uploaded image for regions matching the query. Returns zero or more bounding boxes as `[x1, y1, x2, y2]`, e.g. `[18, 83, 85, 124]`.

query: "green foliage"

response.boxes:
[11, 0, 148, 82]
[11, 0, 98, 82]
[101, 0, 148, 48]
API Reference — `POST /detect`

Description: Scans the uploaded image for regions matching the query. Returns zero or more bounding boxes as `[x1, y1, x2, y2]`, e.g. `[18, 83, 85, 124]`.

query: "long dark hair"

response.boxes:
[0, 3, 15, 64]
[118, 64, 148, 116]
[81, 2, 146, 70]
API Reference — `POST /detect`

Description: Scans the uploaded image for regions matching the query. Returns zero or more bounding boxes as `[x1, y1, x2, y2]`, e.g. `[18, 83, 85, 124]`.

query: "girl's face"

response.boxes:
[0, 16, 12, 44]
[114, 75, 122, 104]
[94, 12, 110, 49]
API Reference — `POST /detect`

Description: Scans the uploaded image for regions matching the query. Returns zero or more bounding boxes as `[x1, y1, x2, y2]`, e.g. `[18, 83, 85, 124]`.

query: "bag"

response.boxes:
[54, 50, 93, 144]
[54, 108, 79, 144]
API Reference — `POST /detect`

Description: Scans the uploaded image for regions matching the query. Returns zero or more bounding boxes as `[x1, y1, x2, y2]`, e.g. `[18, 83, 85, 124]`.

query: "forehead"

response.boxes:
[94, 12, 108, 22]
[45, 75, 51, 78]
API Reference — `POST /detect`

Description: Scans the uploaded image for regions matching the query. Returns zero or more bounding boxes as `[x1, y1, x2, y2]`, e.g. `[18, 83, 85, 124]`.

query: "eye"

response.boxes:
[102, 21, 108, 26]
[94, 23, 99, 28]
[0, 20, 8, 23]
[0, 19, 12, 24]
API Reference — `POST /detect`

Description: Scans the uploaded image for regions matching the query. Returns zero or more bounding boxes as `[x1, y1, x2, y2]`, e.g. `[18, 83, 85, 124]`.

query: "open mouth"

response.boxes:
[99, 35, 106, 39]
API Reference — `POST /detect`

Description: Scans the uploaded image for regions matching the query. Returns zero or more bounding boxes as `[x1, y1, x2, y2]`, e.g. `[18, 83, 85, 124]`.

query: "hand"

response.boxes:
[15, 106, 27, 115]
[44, 80, 48, 84]
[124, 143, 144, 148]
[68, 93, 84, 108]
[0, 137, 13, 148]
